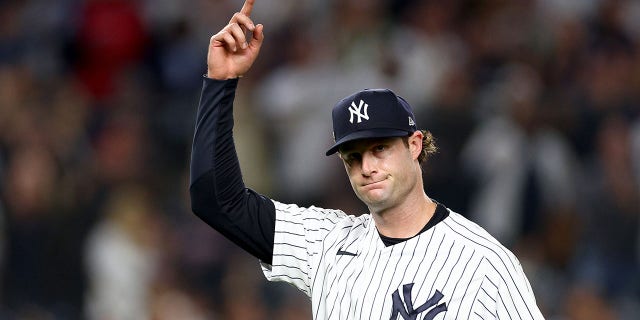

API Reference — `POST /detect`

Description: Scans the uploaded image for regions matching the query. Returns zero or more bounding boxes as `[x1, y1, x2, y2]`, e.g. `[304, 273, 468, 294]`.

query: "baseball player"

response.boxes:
[189, 0, 545, 319]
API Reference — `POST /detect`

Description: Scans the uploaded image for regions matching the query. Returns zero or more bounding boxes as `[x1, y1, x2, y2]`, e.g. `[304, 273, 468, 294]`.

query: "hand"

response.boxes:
[207, 0, 264, 80]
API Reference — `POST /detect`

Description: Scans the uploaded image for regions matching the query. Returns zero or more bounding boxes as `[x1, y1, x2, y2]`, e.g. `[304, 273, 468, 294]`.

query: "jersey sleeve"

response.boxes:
[189, 77, 276, 264]
[260, 201, 348, 296]
[494, 255, 544, 320]
[473, 250, 543, 320]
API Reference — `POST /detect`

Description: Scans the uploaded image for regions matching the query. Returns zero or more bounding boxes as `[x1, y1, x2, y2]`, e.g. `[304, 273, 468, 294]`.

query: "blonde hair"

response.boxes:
[403, 130, 437, 164]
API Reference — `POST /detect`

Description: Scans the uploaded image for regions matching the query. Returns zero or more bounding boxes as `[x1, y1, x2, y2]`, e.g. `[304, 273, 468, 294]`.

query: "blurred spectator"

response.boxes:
[633, 118, 640, 199]
[389, 1, 466, 107]
[563, 285, 617, 320]
[148, 286, 215, 320]
[91, 107, 150, 186]
[462, 63, 578, 245]
[253, 20, 352, 204]
[73, 0, 148, 101]
[2, 143, 58, 314]
[567, 0, 638, 157]
[416, 64, 477, 214]
[84, 185, 164, 320]
[218, 252, 269, 320]
[574, 115, 639, 305]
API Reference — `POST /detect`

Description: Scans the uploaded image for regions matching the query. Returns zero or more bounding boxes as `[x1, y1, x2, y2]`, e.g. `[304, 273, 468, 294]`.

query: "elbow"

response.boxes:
[189, 189, 207, 219]
[189, 187, 208, 219]
[189, 177, 223, 226]
[188, 170, 248, 230]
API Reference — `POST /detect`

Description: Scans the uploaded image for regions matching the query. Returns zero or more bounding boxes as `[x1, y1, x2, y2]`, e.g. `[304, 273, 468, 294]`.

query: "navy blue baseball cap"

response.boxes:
[326, 88, 418, 156]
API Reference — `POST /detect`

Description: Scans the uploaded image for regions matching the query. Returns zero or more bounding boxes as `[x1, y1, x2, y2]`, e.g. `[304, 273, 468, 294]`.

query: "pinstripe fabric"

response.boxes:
[261, 202, 544, 320]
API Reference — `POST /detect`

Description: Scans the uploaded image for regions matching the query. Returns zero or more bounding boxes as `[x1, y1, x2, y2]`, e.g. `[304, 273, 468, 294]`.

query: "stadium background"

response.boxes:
[0, 0, 639, 319]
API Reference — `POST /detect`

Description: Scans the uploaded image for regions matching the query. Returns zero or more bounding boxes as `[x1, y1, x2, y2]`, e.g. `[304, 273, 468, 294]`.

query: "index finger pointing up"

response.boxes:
[240, 0, 254, 16]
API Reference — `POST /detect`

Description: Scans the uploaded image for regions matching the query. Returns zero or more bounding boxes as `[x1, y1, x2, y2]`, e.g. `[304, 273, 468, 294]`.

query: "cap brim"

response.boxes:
[325, 129, 412, 156]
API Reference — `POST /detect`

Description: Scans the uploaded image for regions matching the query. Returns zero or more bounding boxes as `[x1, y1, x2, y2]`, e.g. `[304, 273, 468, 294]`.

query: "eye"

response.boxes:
[342, 152, 361, 165]
[374, 144, 386, 152]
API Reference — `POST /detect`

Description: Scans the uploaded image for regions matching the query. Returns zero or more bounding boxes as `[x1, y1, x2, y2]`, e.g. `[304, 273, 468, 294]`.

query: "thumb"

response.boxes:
[249, 24, 264, 49]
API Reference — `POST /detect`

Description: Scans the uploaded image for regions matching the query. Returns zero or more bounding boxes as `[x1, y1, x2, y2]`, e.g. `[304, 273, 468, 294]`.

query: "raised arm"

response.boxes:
[190, 0, 275, 263]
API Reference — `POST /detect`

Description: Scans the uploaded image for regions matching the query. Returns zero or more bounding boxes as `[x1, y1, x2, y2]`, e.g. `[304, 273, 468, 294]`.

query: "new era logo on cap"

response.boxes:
[326, 88, 418, 156]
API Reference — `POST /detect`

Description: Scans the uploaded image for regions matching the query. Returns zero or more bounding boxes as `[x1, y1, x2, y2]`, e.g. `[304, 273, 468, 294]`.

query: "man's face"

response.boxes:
[338, 133, 422, 213]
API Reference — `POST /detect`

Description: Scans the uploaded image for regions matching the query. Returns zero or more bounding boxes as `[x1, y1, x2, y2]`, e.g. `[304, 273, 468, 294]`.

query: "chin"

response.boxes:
[359, 190, 386, 204]
[363, 196, 391, 211]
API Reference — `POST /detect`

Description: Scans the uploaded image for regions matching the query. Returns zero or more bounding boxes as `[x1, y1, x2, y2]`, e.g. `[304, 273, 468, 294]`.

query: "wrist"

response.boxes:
[206, 73, 239, 80]
[206, 67, 245, 80]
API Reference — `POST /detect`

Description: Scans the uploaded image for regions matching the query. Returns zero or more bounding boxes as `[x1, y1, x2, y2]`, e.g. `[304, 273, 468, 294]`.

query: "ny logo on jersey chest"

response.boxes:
[390, 283, 447, 320]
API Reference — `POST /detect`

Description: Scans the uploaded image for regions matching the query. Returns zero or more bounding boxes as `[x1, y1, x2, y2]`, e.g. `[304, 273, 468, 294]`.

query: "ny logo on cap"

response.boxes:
[349, 100, 369, 124]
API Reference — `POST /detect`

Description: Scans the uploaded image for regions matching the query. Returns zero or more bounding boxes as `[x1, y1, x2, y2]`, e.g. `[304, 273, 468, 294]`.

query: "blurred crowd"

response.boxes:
[0, 0, 639, 319]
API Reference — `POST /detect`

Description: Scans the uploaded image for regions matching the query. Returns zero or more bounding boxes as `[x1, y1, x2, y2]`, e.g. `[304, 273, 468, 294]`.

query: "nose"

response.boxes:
[361, 151, 377, 176]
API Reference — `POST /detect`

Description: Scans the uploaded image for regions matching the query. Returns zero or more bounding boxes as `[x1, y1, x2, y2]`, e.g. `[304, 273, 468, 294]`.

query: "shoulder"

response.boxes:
[440, 209, 521, 270]
[273, 201, 346, 219]
[272, 200, 369, 227]
[271, 201, 372, 250]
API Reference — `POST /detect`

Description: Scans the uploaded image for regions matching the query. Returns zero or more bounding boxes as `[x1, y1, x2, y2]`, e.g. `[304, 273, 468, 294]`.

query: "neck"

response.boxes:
[371, 189, 436, 239]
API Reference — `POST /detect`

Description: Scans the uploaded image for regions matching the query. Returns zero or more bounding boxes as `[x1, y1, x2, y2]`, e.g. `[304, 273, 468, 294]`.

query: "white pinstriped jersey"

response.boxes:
[261, 201, 544, 320]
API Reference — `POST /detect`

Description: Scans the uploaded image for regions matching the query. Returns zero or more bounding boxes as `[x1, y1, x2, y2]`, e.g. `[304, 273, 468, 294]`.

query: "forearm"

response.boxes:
[189, 77, 275, 263]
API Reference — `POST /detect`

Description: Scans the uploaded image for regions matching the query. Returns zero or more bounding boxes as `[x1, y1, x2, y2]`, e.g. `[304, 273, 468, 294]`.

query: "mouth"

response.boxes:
[362, 178, 387, 188]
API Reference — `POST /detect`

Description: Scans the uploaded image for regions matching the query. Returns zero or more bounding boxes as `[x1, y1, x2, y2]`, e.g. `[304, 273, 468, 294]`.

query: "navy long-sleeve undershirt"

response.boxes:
[189, 77, 276, 264]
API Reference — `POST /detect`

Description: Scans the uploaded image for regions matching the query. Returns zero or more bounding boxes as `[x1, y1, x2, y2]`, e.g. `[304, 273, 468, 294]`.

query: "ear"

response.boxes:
[408, 131, 423, 161]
